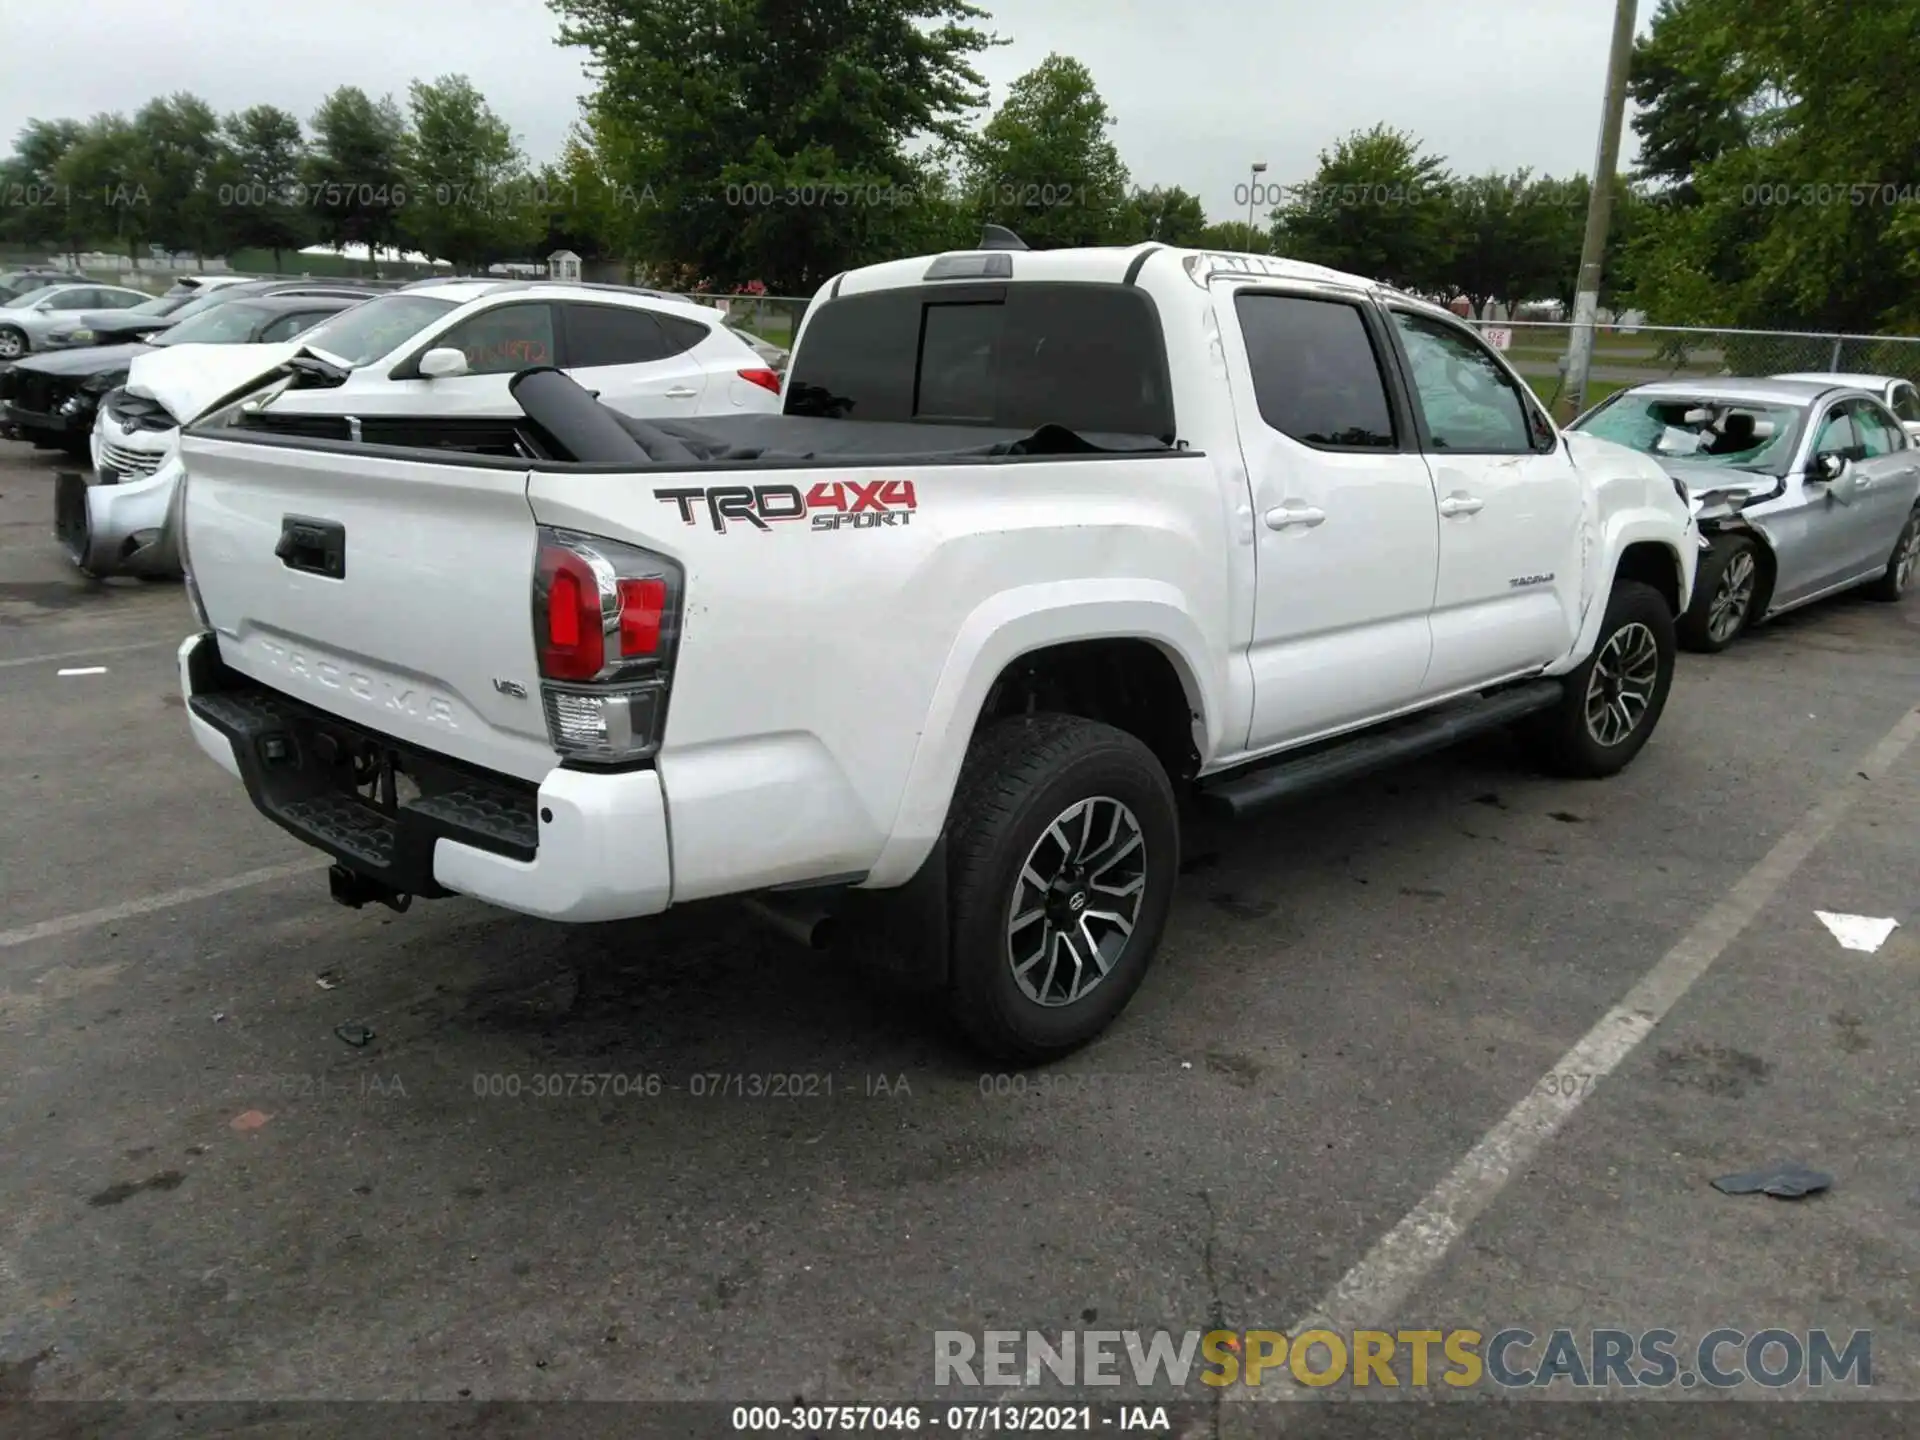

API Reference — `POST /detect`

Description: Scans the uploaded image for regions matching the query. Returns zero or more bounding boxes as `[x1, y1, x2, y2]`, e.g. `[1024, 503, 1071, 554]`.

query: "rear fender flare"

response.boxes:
[859, 581, 1217, 888]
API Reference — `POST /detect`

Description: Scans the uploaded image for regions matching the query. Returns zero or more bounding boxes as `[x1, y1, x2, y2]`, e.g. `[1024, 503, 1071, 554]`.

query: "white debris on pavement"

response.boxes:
[1815, 911, 1900, 953]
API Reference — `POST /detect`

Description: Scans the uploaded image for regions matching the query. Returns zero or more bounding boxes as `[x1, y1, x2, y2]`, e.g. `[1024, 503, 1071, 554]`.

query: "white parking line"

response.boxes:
[0, 858, 330, 950]
[1274, 705, 1920, 1358]
[0, 638, 177, 671]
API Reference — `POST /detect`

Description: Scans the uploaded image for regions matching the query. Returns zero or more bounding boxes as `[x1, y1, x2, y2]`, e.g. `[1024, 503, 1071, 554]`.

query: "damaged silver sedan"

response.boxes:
[1570, 378, 1920, 652]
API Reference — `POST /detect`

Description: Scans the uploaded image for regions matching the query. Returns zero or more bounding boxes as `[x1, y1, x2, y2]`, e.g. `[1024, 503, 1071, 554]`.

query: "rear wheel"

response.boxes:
[1864, 506, 1920, 602]
[0, 326, 25, 360]
[1529, 580, 1675, 778]
[1678, 534, 1761, 652]
[945, 714, 1178, 1062]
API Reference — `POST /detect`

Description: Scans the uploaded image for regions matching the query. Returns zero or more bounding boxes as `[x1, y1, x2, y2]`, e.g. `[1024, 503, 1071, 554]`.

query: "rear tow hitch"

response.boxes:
[328, 863, 413, 914]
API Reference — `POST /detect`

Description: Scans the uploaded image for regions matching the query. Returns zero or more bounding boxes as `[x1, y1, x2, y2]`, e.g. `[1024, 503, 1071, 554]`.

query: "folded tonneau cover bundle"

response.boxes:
[612, 411, 1172, 466]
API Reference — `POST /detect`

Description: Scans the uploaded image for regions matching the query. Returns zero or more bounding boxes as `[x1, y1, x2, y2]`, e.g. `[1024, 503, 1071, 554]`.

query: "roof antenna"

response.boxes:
[979, 224, 1029, 252]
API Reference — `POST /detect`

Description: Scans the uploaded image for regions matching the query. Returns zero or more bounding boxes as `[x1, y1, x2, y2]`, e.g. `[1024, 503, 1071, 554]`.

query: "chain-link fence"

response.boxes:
[680, 293, 811, 350]
[1468, 320, 1920, 412]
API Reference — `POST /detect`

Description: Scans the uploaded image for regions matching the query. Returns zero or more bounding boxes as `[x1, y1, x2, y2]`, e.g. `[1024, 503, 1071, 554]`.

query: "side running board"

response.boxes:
[1197, 680, 1564, 819]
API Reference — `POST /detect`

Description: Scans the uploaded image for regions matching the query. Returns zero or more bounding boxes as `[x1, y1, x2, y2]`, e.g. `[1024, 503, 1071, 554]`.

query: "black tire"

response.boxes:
[1528, 580, 1676, 778]
[0, 325, 25, 361]
[1864, 505, 1920, 603]
[1677, 534, 1761, 652]
[945, 714, 1178, 1062]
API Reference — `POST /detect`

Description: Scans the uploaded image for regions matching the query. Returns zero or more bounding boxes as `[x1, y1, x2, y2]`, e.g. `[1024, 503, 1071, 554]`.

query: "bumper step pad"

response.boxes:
[189, 678, 540, 895]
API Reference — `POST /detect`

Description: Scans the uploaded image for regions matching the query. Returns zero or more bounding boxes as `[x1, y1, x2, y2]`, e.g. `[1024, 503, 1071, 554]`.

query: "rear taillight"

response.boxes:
[738, 368, 781, 395]
[532, 528, 683, 764]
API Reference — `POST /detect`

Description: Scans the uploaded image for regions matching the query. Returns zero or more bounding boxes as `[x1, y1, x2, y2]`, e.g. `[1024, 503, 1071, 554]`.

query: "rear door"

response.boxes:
[1889, 381, 1920, 443]
[179, 429, 556, 782]
[1845, 398, 1920, 574]
[557, 301, 710, 417]
[1214, 281, 1441, 750]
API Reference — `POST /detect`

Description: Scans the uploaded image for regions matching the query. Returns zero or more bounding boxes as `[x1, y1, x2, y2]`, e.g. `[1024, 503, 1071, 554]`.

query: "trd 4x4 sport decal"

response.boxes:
[654, 480, 917, 534]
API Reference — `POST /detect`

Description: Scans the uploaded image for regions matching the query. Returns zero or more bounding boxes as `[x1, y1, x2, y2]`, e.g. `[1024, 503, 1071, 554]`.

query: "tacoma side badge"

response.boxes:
[492, 678, 528, 698]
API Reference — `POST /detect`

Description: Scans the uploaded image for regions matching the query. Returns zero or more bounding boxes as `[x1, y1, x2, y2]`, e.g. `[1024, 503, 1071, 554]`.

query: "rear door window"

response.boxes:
[561, 303, 674, 366]
[1233, 293, 1396, 448]
[785, 282, 1174, 440]
[1849, 399, 1905, 456]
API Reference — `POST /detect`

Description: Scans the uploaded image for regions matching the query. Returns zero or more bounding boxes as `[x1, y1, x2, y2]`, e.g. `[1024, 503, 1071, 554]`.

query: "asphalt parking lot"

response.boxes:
[2, 436, 1918, 1433]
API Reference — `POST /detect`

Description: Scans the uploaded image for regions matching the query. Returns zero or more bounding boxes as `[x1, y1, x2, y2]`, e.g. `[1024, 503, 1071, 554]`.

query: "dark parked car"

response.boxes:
[0, 293, 364, 453]
[0, 269, 80, 304]
[42, 278, 395, 350]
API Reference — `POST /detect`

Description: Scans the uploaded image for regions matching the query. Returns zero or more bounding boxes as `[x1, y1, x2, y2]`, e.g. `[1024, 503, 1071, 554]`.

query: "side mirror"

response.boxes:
[418, 346, 470, 379]
[1811, 451, 1846, 485]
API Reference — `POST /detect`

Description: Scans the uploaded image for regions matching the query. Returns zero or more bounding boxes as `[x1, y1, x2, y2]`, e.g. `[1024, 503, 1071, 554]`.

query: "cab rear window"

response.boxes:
[785, 282, 1174, 441]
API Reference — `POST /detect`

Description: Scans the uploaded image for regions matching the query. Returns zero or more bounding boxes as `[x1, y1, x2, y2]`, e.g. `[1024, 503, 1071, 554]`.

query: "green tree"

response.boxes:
[1442, 171, 1582, 316]
[1118, 184, 1208, 245]
[403, 75, 540, 271]
[532, 128, 617, 262]
[130, 94, 232, 258]
[962, 54, 1131, 248]
[302, 87, 411, 272]
[222, 105, 311, 271]
[1623, 0, 1920, 331]
[552, 0, 998, 291]
[1628, 0, 1757, 204]
[1195, 219, 1265, 252]
[52, 115, 148, 260]
[0, 119, 83, 250]
[1274, 123, 1454, 289]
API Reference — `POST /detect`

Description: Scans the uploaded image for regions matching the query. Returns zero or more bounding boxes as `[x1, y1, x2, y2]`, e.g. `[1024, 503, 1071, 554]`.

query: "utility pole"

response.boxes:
[1558, 0, 1639, 423]
[1248, 161, 1268, 252]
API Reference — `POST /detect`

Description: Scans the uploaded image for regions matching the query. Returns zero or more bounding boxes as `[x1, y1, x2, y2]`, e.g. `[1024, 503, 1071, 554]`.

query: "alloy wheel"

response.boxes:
[1006, 796, 1147, 1008]
[0, 331, 21, 360]
[1708, 550, 1757, 643]
[1584, 621, 1661, 748]
[1897, 522, 1920, 593]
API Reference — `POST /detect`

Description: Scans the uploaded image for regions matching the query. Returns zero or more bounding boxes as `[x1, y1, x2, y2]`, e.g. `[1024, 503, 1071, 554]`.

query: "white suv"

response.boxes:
[76, 281, 786, 579]
[252, 280, 785, 424]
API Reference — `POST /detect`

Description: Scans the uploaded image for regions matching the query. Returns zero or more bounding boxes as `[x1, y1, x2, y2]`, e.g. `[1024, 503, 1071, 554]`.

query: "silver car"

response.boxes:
[1571, 378, 1920, 652]
[1772, 371, 1920, 444]
[0, 283, 152, 359]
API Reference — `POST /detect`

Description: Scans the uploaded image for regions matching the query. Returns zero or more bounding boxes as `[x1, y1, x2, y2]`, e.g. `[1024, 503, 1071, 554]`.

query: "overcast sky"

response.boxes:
[3, 0, 1651, 222]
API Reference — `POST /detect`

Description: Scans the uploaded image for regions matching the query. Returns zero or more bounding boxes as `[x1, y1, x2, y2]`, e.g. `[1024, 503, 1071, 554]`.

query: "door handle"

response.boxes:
[1438, 493, 1484, 517]
[1264, 503, 1326, 531]
[664, 386, 699, 399]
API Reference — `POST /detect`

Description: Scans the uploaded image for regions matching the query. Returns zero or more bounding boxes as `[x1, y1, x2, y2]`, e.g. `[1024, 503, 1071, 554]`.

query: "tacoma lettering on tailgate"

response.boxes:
[257, 640, 459, 730]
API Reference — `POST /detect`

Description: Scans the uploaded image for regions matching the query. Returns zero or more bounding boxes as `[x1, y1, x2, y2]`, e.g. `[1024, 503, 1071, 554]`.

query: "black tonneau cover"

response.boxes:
[613, 411, 1172, 466]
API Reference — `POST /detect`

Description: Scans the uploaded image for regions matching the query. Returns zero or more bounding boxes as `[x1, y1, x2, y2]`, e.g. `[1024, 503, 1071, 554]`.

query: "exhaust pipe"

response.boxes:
[739, 892, 837, 950]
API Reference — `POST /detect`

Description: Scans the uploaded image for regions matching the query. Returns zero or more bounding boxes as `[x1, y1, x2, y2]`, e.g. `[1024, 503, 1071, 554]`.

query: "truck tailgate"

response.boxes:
[180, 434, 557, 783]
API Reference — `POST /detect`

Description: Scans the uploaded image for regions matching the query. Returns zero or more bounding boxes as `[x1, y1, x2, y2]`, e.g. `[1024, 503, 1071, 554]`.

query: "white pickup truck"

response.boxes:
[175, 241, 1698, 1058]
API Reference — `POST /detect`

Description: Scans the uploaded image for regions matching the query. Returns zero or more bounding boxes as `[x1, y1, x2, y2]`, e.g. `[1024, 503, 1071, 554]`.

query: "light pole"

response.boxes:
[1247, 162, 1268, 251]
[1559, 0, 1638, 421]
